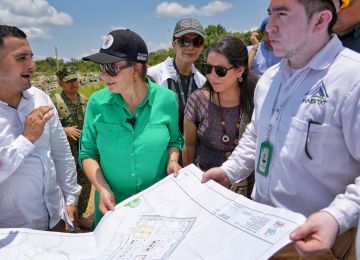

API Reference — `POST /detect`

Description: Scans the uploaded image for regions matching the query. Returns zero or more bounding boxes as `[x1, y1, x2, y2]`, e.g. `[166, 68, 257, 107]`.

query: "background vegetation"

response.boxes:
[36, 24, 260, 97]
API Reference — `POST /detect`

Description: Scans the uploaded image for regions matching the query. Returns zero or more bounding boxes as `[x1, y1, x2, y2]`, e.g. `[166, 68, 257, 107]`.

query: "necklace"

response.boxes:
[217, 92, 241, 158]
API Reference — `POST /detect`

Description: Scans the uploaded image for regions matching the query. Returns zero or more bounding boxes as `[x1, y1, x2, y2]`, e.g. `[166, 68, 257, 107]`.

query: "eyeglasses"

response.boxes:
[305, 120, 321, 160]
[99, 63, 133, 77]
[175, 37, 204, 48]
[202, 63, 235, 77]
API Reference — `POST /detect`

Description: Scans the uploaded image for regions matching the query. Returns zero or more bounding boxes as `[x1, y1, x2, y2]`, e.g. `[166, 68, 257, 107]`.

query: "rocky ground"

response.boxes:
[32, 73, 102, 93]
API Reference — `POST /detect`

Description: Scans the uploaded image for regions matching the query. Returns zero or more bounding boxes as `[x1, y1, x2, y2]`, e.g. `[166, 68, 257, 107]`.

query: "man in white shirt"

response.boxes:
[202, 0, 360, 258]
[0, 25, 81, 231]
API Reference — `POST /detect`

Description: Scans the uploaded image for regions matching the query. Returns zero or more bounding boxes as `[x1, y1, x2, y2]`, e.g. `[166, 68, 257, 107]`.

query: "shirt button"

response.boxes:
[131, 173, 135, 177]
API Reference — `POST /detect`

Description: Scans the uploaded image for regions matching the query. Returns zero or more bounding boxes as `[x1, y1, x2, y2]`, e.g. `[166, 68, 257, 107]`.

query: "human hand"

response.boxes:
[167, 160, 182, 177]
[290, 211, 339, 257]
[201, 167, 231, 187]
[64, 126, 81, 140]
[23, 105, 54, 143]
[66, 205, 78, 224]
[250, 32, 260, 46]
[98, 188, 115, 215]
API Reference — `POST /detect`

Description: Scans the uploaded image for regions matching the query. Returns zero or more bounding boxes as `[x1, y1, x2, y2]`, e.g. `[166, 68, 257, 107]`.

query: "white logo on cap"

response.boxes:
[137, 53, 147, 61]
[102, 35, 114, 49]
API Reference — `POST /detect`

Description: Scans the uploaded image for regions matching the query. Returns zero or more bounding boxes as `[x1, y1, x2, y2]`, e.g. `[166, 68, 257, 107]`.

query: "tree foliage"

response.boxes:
[34, 24, 260, 75]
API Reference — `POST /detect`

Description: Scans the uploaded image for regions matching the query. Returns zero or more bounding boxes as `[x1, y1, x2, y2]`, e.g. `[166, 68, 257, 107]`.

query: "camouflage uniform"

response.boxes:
[52, 91, 91, 216]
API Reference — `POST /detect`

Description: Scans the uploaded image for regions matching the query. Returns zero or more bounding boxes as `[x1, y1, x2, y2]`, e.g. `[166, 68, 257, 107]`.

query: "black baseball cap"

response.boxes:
[82, 29, 148, 64]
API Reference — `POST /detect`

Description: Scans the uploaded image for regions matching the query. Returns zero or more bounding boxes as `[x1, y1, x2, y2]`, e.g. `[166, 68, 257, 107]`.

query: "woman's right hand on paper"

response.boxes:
[98, 187, 116, 214]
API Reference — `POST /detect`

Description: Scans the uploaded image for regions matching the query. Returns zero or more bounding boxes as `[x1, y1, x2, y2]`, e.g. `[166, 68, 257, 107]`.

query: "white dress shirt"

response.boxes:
[0, 87, 81, 230]
[222, 35, 360, 233]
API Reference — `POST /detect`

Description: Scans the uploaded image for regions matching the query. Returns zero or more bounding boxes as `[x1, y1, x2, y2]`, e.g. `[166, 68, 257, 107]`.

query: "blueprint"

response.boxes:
[0, 164, 306, 259]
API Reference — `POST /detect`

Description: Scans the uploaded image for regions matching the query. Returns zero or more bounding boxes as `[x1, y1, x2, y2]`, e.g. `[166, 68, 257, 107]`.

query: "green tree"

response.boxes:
[33, 23, 261, 76]
[148, 48, 175, 66]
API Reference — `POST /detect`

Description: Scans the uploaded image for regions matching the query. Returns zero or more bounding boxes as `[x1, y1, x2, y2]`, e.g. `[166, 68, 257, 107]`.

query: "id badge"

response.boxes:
[256, 141, 273, 176]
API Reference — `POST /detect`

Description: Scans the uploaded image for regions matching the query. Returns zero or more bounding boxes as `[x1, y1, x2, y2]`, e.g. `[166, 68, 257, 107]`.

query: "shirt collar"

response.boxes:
[165, 57, 197, 79]
[16, 87, 33, 110]
[279, 35, 343, 77]
[60, 90, 72, 103]
[102, 77, 155, 108]
[22, 87, 33, 100]
[60, 90, 84, 105]
[260, 41, 272, 52]
[306, 35, 343, 70]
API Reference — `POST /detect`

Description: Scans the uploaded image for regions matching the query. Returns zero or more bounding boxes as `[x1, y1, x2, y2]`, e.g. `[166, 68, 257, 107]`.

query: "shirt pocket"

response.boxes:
[279, 116, 329, 165]
[141, 124, 169, 152]
[95, 122, 121, 152]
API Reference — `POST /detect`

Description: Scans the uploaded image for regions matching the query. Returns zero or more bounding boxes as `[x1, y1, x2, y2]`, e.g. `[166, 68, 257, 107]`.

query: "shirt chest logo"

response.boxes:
[303, 81, 328, 105]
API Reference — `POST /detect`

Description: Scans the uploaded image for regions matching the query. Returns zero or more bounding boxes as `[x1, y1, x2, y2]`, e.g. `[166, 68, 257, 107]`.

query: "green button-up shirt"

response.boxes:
[79, 79, 183, 226]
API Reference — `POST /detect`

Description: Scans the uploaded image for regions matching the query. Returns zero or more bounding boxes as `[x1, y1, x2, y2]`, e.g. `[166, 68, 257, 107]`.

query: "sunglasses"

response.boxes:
[175, 37, 204, 48]
[99, 63, 133, 77]
[202, 63, 235, 77]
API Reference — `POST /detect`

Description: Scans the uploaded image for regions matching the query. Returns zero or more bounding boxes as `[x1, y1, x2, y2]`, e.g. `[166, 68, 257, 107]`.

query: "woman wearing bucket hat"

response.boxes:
[80, 29, 184, 227]
[148, 18, 206, 134]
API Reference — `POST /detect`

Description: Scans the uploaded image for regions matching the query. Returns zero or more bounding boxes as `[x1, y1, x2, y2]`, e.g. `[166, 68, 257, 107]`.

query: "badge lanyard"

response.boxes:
[173, 59, 194, 108]
[256, 69, 310, 176]
[175, 74, 193, 108]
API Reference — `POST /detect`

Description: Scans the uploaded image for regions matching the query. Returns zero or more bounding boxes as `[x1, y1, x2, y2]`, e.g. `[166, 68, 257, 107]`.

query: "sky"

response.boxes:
[0, 0, 270, 61]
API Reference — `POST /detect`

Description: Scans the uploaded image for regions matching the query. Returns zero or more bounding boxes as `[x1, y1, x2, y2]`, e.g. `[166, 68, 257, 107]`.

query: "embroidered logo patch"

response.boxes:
[102, 35, 114, 49]
[303, 81, 329, 105]
[137, 53, 148, 61]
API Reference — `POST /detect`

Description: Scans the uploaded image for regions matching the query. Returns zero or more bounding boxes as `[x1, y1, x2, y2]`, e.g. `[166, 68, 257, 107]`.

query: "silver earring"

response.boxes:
[238, 76, 243, 83]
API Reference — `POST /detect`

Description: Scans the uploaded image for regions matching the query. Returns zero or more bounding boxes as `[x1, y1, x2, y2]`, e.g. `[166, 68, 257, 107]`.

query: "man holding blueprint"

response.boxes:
[203, 0, 360, 258]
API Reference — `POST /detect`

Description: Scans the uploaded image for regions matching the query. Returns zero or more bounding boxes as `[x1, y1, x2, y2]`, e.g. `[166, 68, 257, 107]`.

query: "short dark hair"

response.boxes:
[297, 0, 337, 35]
[0, 25, 27, 48]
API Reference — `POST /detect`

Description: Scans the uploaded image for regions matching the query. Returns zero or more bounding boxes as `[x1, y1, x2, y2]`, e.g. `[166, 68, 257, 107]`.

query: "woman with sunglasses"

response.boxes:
[80, 29, 184, 227]
[182, 36, 257, 197]
[148, 18, 206, 133]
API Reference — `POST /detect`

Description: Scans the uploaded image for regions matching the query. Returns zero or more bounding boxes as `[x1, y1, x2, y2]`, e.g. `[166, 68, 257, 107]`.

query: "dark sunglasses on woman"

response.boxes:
[99, 63, 133, 77]
[175, 37, 204, 48]
[202, 63, 235, 77]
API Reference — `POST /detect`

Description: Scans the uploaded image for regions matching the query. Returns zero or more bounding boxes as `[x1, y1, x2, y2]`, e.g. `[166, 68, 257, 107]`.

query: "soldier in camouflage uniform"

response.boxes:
[52, 65, 92, 229]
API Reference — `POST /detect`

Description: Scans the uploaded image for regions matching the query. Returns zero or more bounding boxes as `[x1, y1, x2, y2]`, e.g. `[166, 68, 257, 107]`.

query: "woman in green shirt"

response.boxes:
[80, 29, 184, 227]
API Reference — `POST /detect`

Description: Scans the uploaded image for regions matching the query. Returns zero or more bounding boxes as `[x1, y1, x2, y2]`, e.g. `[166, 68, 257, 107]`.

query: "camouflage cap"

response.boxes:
[56, 65, 78, 82]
